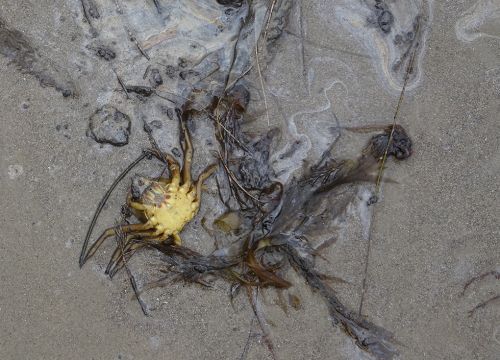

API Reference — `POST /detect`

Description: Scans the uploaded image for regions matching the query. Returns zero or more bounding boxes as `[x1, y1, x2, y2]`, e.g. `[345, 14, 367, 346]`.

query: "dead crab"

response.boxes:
[79, 113, 217, 273]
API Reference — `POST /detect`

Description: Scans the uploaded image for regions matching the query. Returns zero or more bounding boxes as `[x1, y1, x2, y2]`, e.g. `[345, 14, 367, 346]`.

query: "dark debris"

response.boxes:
[88, 105, 131, 146]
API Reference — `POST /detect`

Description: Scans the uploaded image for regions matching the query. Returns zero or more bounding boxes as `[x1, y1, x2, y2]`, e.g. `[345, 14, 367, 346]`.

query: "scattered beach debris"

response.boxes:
[76, 0, 420, 359]
[81, 99, 412, 359]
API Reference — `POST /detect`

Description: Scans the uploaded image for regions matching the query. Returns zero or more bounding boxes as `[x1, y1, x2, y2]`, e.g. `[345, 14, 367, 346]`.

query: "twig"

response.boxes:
[215, 113, 251, 153]
[222, 15, 246, 95]
[298, 0, 307, 81]
[143, 64, 151, 80]
[113, 69, 129, 99]
[264, 0, 278, 42]
[358, 12, 422, 317]
[226, 66, 253, 93]
[375, 19, 421, 193]
[255, 44, 270, 126]
[115, 221, 149, 315]
[254, 0, 281, 127]
[239, 316, 256, 360]
[79, 152, 149, 267]
[127, 29, 150, 60]
[143, 118, 165, 158]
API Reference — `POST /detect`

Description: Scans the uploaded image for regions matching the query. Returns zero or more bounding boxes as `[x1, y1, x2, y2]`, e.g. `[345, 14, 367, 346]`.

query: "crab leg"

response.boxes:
[148, 148, 181, 187]
[167, 157, 181, 188]
[104, 232, 154, 274]
[105, 226, 169, 273]
[194, 164, 218, 202]
[172, 232, 182, 246]
[81, 223, 153, 265]
[107, 242, 146, 278]
[179, 114, 193, 187]
[79, 152, 151, 268]
[108, 233, 171, 278]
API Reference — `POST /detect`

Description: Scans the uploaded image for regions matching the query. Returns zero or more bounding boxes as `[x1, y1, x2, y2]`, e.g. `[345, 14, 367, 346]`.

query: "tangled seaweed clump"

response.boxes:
[76, 1, 415, 359]
[81, 96, 412, 359]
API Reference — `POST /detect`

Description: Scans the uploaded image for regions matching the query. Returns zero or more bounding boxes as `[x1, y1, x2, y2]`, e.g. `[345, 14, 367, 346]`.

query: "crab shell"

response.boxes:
[128, 176, 200, 244]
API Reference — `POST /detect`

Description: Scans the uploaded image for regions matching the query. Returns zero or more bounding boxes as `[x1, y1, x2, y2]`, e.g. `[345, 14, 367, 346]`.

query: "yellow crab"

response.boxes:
[80, 117, 217, 272]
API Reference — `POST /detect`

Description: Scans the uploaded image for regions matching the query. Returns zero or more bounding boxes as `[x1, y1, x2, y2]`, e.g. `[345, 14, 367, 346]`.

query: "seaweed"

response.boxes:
[137, 97, 409, 358]
[82, 84, 411, 359]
